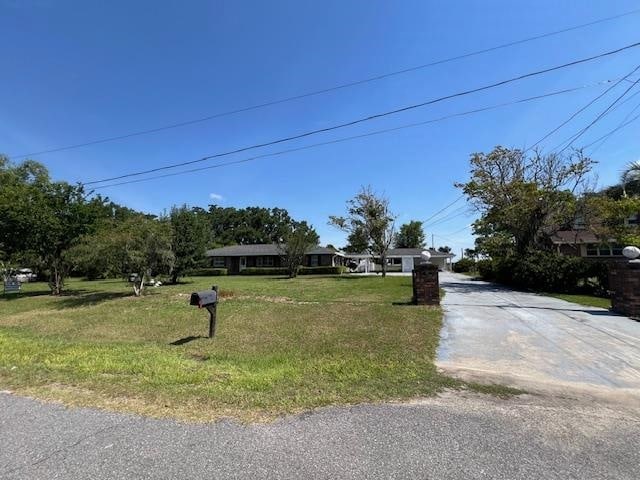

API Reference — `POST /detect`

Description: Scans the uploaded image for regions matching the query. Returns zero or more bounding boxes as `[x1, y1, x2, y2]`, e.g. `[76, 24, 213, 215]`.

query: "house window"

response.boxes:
[256, 257, 263, 267]
[627, 214, 639, 226]
[264, 256, 274, 267]
[213, 257, 225, 267]
[310, 255, 319, 267]
[611, 245, 623, 256]
[586, 244, 598, 256]
[598, 245, 612, 256]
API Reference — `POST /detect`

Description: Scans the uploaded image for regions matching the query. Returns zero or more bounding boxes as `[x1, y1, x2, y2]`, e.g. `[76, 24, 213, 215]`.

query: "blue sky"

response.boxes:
[1, 1, 639, 253]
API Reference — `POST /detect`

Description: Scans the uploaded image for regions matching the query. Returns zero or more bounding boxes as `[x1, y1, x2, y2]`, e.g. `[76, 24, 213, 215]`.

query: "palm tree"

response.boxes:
[621, 160, 640, 197]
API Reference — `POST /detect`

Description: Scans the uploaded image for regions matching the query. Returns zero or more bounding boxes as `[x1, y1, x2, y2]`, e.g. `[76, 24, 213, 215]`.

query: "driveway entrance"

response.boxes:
[437, 272, 640, 399]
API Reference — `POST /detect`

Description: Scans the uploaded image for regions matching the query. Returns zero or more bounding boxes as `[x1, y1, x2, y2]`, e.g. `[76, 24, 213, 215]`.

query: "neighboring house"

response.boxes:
[344, 248, 455, 273]
[205, 244, 345, 274]
[551, 230, 624, 260]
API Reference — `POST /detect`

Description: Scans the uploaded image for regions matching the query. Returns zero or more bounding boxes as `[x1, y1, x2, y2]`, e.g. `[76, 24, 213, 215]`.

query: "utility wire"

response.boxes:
[556, 71, 640, 153]
[85, 41, 640, 186]
[90, 81, 615, 190]
[584, 100, 640, 152]
[527, 65, 640, 150]
[11, 7, 640, 160]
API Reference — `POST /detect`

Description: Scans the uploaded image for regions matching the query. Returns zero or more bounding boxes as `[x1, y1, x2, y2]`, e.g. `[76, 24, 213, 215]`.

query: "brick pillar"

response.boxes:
[609, 261, 640, 318]
[412, 263, 440, 306]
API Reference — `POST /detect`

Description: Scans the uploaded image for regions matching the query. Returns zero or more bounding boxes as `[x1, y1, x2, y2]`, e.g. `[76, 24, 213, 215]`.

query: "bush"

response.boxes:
[240, 267, 289, 275]
[189, 268, 227, 276]
[298, 266, 347, 275]
[453, 258, 476, 273]
[476, 253, 609, 295]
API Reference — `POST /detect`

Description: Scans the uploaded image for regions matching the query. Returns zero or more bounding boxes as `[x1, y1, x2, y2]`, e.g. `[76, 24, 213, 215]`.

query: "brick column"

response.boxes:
[609, 261, 640, 318]
[412, 263, 440, 306]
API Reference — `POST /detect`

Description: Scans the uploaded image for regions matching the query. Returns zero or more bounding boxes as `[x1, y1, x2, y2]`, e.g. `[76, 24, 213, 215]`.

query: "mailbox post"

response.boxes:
[190, 285, 219, 338]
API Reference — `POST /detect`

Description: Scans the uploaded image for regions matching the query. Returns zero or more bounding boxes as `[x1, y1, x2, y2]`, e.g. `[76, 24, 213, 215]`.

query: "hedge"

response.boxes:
[240, 267, 289, 275]
[452, 258, 476, 273]
[298, 266, 347, 275]
[189, 268, 228, 276]
[476, 253, 608, 295]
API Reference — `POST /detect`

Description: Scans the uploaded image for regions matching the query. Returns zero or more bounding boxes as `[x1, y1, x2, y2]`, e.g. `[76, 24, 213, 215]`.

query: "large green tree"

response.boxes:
[394, 221, 426, 248]
[208, 205, 295, 245]
[72, 217, 174, 296]
[278, 221, 320, 278]
[169, 205, 209, 283]
[457, 147, 595, 257]
[0, 157, 106, 294]
[330, 186, 396, 277]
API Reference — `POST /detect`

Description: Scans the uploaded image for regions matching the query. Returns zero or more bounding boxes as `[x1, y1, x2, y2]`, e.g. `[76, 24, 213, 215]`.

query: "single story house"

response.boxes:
[205, 244, 345, 274]
[551, 230, 624, 260]
[344, 248, 455, 273]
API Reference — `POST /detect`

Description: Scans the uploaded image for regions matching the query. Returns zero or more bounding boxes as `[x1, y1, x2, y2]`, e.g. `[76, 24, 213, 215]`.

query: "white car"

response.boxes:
[15, 268, 36, 283]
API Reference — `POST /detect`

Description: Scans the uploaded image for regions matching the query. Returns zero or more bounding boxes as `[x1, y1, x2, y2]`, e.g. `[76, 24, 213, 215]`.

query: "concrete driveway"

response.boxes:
[437, 272, 640, 400]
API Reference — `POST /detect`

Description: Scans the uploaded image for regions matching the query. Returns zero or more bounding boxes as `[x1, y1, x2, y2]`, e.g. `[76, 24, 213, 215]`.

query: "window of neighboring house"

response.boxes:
[256, 257, 263, 267]
[310, 255, 319, 267]
[213, 257, 225, 267]
[599, 245, 612, 256]
[586, 244, 599, 256]
[611, 245, 623, 256]
[627, 214, 640, 226]
[264, 256, 274, 267]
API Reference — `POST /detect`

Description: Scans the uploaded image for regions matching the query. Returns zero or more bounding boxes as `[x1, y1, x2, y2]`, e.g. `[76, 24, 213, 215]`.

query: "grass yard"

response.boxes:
[545, 293, 611, 310]
[0, 274, 511, 422]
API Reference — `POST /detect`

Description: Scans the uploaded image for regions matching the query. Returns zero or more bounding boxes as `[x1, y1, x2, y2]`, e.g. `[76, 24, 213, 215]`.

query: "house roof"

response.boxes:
[205, 244, 344, 257]
[550, 230, 600, 245]
[344, 248, 455, 258]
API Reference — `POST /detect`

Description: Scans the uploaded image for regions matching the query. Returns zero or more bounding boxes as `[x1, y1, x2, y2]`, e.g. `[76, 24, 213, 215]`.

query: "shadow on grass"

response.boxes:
[1, 290, 52, 300]
[53, 291, 133, 309]
[169, 335, 206, 346]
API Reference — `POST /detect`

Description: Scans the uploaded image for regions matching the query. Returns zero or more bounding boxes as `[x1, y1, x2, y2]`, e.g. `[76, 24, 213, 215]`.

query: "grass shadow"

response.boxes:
[53, 291, 132, 309]
[169, 335, 206, 346]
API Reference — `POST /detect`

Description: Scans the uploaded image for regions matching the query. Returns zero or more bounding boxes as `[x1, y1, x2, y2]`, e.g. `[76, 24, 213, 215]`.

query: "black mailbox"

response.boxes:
[189, 286, 219, 338]
[190, 290, 218, 308]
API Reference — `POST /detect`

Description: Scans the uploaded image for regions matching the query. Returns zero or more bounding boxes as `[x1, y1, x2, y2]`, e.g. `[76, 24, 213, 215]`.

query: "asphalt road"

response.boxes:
[2, 391, 640, 480]
[438, 272, 640, 400]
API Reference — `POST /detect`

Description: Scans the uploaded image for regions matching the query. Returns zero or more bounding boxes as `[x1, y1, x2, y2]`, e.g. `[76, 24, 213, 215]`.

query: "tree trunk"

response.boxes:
[171, 271, 179, 284]
[381, 253, 387, 277]
[133, 273, 144, 297]
[48, 262, 64, 295]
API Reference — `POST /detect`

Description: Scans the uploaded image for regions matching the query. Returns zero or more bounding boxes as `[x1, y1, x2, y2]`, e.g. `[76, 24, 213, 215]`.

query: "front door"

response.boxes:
[402, 257, 414, 273]
[239, 256, 247, 272]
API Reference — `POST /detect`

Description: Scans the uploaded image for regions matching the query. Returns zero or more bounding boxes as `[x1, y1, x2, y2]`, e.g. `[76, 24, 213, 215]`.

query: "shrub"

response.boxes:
[453, 258, 476, 273]
[189, 268, 227, 276]
[476, 253, 609, 295]
[240, 267, 289, 275]
[298, 266, 347, 275]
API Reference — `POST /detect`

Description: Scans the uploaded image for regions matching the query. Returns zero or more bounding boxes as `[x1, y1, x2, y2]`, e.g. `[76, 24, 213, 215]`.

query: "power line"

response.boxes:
[556, 71, 640, 153]
[584, 101, 640, 153]
[11, 8, 640, 161]
[89, 81, 616, 190]
[528, 65, 640, 150]
[426, 208, 471, 228]
[85, 41, 640, 186]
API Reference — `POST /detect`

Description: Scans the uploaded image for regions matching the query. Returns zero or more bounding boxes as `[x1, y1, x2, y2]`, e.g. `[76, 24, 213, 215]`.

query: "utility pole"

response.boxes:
[431, 234, 435, 249]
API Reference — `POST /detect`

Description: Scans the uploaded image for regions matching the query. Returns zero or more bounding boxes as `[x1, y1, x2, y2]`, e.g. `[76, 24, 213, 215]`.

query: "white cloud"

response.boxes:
[209, 193, 224, 201]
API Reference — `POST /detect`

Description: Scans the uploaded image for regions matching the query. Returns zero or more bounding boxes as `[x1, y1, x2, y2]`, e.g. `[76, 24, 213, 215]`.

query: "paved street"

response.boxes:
[438, 272, 640, 400]
[2, 391, 639, 479]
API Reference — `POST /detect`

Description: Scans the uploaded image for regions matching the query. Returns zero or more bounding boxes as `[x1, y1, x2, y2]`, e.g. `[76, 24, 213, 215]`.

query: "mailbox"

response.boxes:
[190, 290, 218, 308]
[189, 286, 219, 338]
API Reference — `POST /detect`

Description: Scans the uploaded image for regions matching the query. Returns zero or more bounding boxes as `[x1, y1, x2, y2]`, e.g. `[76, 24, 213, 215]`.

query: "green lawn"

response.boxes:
[545, 293, 611, 310]
[0, 274, 503, 421]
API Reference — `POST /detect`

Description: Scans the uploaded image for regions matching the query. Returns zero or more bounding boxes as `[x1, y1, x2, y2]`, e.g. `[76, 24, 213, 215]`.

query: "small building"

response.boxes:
[205, 244, 345, 274]
[551, 230, 624, 260]
[344, 248, 455, 273]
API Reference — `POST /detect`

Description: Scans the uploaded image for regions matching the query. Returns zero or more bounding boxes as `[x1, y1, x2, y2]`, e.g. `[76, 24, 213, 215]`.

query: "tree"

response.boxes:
[0, 157, 107, 294]
[437, 246, 452, 253]
[621, 160, 640, 197]
[169, 205, 209, 283]
[278, 221, 319, 278]
[395, 221, 426, 248]
[464, 248, 478, 260]
[330, 186, 396, 277]
[208, 205, 295, 245]
[457, 147, 595, 257]
[72, 217, 174, 296]
[343, 226, 369, 253]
